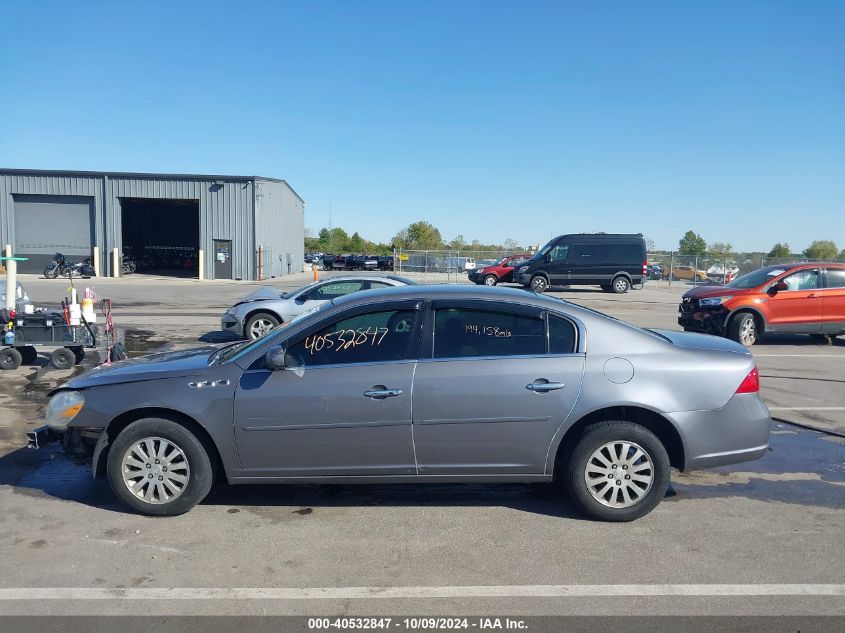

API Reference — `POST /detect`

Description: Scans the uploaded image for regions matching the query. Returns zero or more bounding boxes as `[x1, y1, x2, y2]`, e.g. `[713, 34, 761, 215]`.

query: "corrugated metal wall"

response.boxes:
[253, 179, 305, 278]
[0, 171, 303, 280]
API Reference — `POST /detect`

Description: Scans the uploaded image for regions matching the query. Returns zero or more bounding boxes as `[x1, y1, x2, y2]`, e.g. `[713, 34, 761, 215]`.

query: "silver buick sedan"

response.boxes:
[34, 285, 770, 521]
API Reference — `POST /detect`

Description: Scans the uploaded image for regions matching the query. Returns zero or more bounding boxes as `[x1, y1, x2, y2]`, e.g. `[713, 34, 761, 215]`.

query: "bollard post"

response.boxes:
[112, 248, 120, 278]
[668, 251, 674, 287]
[198, 249, 205, 280]
[4, 245, 15, 310]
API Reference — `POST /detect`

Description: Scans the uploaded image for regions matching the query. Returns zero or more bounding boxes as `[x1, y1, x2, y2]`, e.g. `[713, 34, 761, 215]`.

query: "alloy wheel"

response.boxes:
[614, 278, 629, 292]
[121, 436, 191, 505]
[584, 440, 654, 508]
[531, 277, 547, 292]
[249, 318, 276, 339]
[739, 318, 756, 345]
[484, 275, 497, 286]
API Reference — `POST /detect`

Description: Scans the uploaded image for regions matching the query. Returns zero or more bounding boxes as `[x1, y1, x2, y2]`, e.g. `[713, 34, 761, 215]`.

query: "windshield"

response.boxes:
[536, 238, 556, 258]
[726, 266, 790, 289]
[211, 302, 330, 365]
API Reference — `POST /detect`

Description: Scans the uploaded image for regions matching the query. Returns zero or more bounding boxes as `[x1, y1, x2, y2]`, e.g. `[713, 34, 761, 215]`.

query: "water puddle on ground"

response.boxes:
[668, 422, 845, 508]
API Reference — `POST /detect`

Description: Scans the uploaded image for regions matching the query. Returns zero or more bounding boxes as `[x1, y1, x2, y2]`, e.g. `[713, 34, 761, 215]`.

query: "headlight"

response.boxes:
[518, 266, 529, 273]
[226, 306, 238, 315]
[699, 296, 733, 306]
[46, 391, 85, 429]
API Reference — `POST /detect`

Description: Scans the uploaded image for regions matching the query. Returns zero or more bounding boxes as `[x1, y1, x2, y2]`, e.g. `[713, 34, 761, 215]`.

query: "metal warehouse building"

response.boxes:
[0, 168, 304, 280]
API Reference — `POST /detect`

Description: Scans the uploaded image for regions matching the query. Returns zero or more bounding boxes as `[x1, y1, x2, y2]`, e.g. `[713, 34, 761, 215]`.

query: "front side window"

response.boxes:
[825, 269, 845, 289]
[309, 280, 365, 300]
[781, 269, 820, 291]
[433, 308, 545, 359]
[547, 244, 569, 262]
[286, 309, 417, 367]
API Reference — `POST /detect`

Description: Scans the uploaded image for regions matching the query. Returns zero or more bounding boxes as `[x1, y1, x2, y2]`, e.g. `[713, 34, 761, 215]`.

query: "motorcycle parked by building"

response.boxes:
[43, 253, 96, 279]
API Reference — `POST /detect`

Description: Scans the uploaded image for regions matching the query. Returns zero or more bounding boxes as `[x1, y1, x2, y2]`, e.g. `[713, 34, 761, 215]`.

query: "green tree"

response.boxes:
[447, 234, 466, 250]
[768, 242, 790, 258]
[393, 221, 443, 250]
[678, 230, 707, 256]
[707, 242, 734, 259]
[803, 240, 838, 260]
[839, 249, 845, 261]
[348, 231, 365, 253]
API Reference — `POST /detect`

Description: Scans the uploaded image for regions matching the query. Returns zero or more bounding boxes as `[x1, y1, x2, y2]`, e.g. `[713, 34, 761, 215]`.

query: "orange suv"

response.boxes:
[678, 263, 845, 346]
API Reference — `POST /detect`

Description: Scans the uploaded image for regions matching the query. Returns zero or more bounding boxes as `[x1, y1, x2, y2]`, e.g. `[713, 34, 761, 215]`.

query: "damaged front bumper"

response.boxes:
[26, 425, 102, 462]
[678, 303, 729, 334]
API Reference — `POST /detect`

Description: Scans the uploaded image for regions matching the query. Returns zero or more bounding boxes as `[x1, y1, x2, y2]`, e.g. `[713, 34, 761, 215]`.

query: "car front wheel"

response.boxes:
[530, 275, 548, 292]
[245, 312, 280, 340]
[483, 275, 498, 286]
[727, 312, 758, 346]
[107, 417, 215, 516]
[563, 420, 670, 521]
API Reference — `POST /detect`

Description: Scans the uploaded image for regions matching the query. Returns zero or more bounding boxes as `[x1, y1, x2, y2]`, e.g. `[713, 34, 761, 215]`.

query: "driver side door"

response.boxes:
[234, 301, 422, 478]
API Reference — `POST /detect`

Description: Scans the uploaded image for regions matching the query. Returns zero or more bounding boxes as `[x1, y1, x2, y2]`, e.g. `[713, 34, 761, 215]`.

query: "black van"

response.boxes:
[515, 233, 647, 293]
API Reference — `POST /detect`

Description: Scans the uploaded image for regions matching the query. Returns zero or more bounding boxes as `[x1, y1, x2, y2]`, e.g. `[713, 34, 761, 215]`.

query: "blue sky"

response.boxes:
[1, 1, 843, 252]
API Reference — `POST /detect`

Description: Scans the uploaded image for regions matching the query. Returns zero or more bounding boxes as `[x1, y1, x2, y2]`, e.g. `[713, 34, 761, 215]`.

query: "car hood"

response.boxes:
[63, 346, 220, 389]
[682, 285, 754, 300]
[651, 329, 750, 355]
[235, 286, 284, 305]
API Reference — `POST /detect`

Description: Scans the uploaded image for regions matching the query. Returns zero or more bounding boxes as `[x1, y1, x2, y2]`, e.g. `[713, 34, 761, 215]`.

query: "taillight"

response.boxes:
[735, 367, 760, 394]
[642, 262, 648, 275]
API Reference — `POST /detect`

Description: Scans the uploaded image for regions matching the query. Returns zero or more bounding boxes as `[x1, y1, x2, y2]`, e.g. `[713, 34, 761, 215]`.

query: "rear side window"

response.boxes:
[549, 315, 577, 354]
[826, 269, 845, 288]
[434, 308, 545, 358]
[573, 242, 642, 264]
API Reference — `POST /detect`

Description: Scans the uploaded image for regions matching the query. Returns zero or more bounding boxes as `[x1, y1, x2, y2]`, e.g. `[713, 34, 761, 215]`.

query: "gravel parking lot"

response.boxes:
[1, 272, 843, 618]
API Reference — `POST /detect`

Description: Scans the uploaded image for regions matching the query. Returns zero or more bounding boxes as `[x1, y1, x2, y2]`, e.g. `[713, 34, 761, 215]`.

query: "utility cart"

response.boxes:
[0, 312, 99, 370]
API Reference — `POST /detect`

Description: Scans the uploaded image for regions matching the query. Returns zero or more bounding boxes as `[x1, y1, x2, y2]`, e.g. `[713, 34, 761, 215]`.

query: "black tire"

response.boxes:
[43, 266, 58, 279]
[245, 312, 281, 341]
[71, 347, 86, 364]
[0, 348, 23, 370]
[50, 348, 75, 369]
[563, 420, 671, 522]
[530, 275, 549, 293]
[483, 275, 498, 287]
[106, 417, 215, 516]
[727, 312, 758, 347]
[611, 276, 631, 294]
[18, 346, 38, 365]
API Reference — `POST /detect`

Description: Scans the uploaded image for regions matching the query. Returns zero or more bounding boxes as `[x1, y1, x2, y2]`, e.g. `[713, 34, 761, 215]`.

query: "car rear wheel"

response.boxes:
[611, 276, 631, 294]
[483, 275, 498, 286]
[245, 312, 280, 341]
[563, 420, 670, 521]
[728, 312, 758, 346]
[107, 417, 215, 516]
[530, 275, 548, 293]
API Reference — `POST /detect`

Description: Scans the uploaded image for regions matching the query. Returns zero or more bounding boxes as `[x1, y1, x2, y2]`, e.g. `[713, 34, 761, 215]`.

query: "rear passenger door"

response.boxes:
[822, 269, 845, 334]
[411, 301, 585, 475]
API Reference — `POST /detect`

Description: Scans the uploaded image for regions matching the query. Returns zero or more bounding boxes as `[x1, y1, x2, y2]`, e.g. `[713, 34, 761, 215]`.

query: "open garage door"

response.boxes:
[120, 198, 199, 277]
[13, 195, 95, 274]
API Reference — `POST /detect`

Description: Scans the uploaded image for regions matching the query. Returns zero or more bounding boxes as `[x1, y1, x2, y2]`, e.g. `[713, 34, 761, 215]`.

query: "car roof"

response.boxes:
[331, 283, 589, 316]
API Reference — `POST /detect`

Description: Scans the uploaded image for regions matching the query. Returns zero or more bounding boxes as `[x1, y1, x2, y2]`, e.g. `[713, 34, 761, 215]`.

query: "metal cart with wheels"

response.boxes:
[0, 313, 98, 370]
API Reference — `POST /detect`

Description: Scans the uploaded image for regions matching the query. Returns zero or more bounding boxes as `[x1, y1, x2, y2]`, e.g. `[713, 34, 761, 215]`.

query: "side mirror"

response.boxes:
[264, 347, 287, 371]
[769, 281, 788, 295]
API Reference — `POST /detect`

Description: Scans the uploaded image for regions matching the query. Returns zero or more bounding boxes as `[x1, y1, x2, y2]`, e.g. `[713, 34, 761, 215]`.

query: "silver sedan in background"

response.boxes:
[221, 275, 416, 340]
[38, 285, 770, 521]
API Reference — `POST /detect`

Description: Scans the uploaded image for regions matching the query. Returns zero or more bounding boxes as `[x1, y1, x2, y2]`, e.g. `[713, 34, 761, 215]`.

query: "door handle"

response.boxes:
[808, 294, 819, 298]
[526, 381, 565, 393]
[364, 388, 403, 399]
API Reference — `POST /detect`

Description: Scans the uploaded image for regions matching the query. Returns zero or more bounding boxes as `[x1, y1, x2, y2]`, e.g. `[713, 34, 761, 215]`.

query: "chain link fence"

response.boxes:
[395, 249, 532, 283]
[646, 252, 845, 288]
